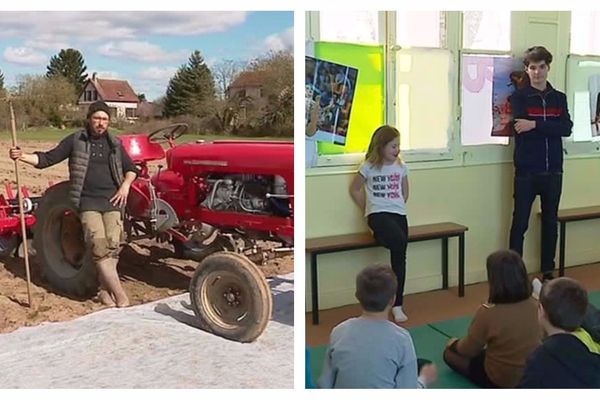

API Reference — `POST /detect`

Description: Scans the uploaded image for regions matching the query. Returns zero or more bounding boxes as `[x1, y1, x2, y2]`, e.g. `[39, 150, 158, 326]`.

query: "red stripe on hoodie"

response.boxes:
[527, 107, 562, 117]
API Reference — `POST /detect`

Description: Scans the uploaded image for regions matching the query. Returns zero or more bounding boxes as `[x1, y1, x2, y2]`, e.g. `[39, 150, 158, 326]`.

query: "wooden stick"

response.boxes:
[9, 100, 33, 307]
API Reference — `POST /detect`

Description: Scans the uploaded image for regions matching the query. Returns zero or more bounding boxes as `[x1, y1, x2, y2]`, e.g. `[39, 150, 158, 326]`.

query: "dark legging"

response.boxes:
[367, 212, 408, 306]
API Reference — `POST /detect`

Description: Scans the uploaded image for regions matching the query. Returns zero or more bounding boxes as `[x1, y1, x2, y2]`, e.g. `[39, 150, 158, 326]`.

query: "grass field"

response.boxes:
[0, 127, 292, 144]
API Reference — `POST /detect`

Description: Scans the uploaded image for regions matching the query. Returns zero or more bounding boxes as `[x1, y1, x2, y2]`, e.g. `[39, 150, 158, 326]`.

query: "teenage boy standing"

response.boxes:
[509, 46, 573, 281]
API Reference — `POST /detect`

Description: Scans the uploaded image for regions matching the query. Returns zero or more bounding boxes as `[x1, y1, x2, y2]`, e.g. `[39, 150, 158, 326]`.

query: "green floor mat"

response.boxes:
[588, 291, 600, 308]
[308, 345, 327, 387]
[428, 315, 473, 340]
[408, 325, 477, 389]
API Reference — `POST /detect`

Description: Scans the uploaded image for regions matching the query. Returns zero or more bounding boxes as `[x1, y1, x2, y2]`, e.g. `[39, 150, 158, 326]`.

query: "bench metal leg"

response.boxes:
[311, 252, 319, 325]
[442, 237, 448, 289]
[459, 233, 465, 297]
[559, 221, 566, 277]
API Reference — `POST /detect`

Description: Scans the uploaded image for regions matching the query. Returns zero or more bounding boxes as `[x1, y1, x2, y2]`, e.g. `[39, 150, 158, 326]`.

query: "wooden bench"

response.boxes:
[541, 206, 600, 277]
[306, 222, 469, 324]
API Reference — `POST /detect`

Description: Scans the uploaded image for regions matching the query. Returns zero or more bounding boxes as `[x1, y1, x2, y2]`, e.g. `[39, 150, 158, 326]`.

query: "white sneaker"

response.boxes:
[392, 306, 408, 323]
[532, 278, 543, 300]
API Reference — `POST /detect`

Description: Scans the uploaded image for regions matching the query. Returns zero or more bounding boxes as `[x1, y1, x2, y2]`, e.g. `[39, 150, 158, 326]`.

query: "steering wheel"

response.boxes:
[147, 123, 189, 145]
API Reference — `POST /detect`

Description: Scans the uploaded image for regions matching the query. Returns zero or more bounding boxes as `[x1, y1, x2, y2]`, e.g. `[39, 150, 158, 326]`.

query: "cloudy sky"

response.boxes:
[0, 11, 293, 101]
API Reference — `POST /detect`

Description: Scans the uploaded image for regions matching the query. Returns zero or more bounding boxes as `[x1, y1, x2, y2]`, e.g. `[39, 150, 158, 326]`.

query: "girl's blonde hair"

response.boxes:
[365, 125, 401, 168]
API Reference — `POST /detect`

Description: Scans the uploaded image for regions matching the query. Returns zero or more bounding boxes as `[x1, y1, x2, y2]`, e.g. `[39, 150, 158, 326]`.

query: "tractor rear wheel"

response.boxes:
[189, 252, 272, 343]
[33, 182, 98, 297]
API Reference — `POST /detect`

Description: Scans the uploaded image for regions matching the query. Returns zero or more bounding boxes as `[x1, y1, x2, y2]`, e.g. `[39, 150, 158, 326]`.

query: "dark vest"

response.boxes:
[68, 129, 124, 208]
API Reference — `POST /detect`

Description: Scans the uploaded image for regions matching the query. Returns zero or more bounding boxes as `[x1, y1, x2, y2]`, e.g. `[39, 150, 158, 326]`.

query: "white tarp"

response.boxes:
[0, 274, 293, 388]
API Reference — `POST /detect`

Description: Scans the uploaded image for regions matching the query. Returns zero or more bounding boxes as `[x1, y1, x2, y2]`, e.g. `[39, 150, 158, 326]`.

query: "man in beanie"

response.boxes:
[9, 100, 138, 307]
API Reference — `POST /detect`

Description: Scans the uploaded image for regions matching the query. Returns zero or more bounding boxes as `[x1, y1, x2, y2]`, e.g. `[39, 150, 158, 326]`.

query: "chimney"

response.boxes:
[92, 72, 97, 82]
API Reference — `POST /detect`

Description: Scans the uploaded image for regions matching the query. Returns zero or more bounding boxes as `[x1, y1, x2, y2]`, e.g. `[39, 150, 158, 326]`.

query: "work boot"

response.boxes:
[96, 257, 129, 308]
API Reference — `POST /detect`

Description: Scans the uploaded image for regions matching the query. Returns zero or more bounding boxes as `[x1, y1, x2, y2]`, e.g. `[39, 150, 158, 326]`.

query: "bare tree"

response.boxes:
[213, 59, 245, 99]
[9, 74, 78, 128]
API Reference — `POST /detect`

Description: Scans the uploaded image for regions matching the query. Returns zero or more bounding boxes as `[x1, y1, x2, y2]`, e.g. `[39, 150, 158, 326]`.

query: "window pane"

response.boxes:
[463, 11, 511, 51]
[395, 48, 452, 151]
[570, 11, 600, 55]
[396, 11, 445, 48]
[319, 11, 379, 44]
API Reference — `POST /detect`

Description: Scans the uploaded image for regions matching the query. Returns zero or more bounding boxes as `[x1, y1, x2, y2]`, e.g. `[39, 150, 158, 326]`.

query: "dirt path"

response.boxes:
[0, 139, 293, 334]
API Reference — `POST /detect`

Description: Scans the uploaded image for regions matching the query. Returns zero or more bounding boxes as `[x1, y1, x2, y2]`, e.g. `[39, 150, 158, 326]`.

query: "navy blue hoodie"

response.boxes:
[510, 82, 573, 174]
[518, 333, 600, 388]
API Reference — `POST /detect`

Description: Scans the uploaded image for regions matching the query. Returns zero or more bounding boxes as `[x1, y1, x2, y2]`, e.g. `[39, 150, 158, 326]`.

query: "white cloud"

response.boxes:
[0, 11, 248, 43]
[263, 27, 294, 52]
[98, 41, 187, 63]
[138, 67, 178, 81]
[3, 46, 47, 65]
[25, 38, 70, 51]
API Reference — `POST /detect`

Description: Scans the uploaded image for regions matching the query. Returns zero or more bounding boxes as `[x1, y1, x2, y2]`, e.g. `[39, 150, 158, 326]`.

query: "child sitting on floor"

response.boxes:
[443, 250, 541, 388]
[519, 277, 600, 388]
[318, 264, 437, 388]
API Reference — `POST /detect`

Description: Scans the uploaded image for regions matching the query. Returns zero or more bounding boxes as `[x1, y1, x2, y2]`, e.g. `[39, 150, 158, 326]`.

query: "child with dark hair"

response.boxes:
[318, 265, 437, 388]
[508, 46, 573, 282]
[519, 277, 600, 388]
[443, 250, 541, 388]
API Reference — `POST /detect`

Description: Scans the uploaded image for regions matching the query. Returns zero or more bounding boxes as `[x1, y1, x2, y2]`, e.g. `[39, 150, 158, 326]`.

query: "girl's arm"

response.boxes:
[349, 173, 366, 211]
[402, 175, 409, 203]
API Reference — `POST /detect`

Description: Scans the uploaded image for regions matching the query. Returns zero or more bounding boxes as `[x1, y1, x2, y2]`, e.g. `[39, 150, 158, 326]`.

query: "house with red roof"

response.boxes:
[225, 71, 268, 123]
[227, 71, 268, 107]
[78, 73, 139, 121]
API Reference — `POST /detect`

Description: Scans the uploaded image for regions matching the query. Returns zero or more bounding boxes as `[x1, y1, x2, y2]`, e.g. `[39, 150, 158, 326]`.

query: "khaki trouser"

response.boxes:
[80, 211, 123, 261]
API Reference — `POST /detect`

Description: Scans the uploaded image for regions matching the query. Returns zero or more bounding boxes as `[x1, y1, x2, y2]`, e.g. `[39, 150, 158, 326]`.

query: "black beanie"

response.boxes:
[86, 101, 111, 119]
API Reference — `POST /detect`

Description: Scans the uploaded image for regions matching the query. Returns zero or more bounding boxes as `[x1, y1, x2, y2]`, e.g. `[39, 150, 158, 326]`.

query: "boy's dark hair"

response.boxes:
[486, 249, 532, 304]
[540, 277, 588, 332]
[355, 264, 397, 312]
[523, 46, 553, 67]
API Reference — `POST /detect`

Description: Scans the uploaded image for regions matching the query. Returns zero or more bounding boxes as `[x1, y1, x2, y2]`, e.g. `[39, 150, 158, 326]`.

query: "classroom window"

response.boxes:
[395, 11, 446, 48]
[460, 11, 512, 147]
[318, 11, 380, 45]
[394, 48, 452, 151]
[570, 11, 600, 56]
[462, 11, 511, 51]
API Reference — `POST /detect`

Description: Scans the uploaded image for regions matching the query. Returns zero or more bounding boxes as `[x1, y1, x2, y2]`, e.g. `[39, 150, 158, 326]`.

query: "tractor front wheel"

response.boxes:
[189, 252, 272, 343]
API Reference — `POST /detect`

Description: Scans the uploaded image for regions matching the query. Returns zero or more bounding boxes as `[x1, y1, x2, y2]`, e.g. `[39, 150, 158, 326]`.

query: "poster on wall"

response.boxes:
[590, 74, 600, 137]
[491, 56, 524, 137]
[305, 56, 358, 146]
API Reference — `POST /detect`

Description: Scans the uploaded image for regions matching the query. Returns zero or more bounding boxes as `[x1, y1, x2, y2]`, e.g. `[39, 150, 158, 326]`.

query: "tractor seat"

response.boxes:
[119, 134, 165, 163]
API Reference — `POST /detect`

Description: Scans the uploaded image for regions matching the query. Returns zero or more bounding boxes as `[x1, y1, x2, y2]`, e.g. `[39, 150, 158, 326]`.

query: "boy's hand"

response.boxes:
[514, 119, 536, 134]
[418, 363, 438, 387]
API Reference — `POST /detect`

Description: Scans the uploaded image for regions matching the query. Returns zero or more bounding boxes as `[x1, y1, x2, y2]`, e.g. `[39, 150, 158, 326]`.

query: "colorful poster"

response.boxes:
[589, 74, 600, 137]
[491, 57, 523, 137]
[305, 56, 359, 146]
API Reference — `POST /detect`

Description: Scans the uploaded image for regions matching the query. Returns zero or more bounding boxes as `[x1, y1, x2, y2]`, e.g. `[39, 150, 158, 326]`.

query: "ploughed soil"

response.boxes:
[0, 139, 293, 334]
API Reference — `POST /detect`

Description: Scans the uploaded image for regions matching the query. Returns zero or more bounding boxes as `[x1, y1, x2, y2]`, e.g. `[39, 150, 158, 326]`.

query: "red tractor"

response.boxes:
[0, 183, 38, 258]
[32, 124, 294, 342]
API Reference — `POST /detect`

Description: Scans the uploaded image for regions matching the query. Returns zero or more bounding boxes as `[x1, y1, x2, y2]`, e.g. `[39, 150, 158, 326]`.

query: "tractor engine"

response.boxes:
[200, 174, 290, 217]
